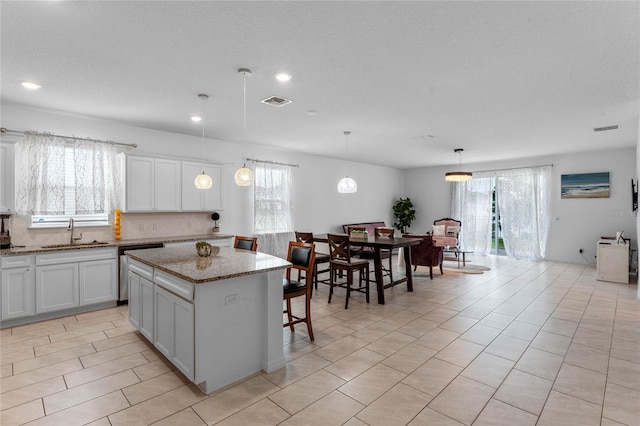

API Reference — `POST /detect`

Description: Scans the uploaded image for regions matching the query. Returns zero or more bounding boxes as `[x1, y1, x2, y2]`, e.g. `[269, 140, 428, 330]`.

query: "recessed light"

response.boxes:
[191, 116, 202, 122]
[275, 73, 292, 82]
[21, 81, 42, 90]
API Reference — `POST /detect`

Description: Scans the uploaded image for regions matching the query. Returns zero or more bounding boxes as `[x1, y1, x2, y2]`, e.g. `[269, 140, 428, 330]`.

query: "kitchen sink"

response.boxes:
[41, 241, 111, 249]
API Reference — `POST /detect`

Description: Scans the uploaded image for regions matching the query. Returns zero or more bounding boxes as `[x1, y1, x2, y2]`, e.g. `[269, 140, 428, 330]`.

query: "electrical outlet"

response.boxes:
[139, 224, 145, 231]
[225, 294, 239, 305]
[152, 223, 157, 231]
[187, 222, 192, 229]
[579, 248, 583, 253]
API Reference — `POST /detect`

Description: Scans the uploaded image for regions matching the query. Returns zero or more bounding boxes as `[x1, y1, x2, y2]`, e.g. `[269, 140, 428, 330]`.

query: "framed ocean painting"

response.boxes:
[561, 172, 610, 199]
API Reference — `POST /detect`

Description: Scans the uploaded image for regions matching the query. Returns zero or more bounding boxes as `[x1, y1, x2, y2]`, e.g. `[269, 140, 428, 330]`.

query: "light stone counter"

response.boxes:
[126, 246, 291, 283]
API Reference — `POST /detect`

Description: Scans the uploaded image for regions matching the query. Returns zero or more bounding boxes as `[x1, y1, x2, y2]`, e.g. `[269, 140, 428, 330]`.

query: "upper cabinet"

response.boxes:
[0, 142, 15, 213]
[125, 155, 222, 212]
[181, 162, 222, 211]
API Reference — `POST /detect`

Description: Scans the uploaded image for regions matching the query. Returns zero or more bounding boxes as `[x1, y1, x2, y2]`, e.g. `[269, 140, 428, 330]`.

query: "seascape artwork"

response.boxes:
[561, 172, 610, 199]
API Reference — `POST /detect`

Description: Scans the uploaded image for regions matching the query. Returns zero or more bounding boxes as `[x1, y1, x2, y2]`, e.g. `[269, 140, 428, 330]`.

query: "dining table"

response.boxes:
[313, 234, 421, 304]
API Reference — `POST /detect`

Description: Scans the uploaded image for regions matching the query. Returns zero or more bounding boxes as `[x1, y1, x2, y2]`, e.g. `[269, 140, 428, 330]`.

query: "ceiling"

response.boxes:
[1, 1, 638, 169]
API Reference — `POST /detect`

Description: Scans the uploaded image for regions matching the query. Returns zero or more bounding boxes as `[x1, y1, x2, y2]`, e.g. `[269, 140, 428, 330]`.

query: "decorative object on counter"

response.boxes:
[196, 256, 212, 270]
[392, 197, 416, 233]
[196, 241, 212, 257]
[211, 212, 220, 233]
[194, 94, 213, 189]
[235, 68, 255, 186]
[337, 131, 357, 193]
[114, 209, 121, 240]
[1, 214, 11, 249]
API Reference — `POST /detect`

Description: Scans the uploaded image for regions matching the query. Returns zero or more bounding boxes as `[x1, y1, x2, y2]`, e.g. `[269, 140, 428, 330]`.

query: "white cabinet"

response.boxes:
[36, 263, 79, 313]
[127, 258, 154, 340]
[125, 156, 181, 212]
[596, 241, 629, 284]
[181, 162, 223, 211]
[0, 142, 15, 213]
[79, 259, 117, 305]
[154, 285, 194, 380]
[36, 248, 117, 313]
[1, 255, 34, 320]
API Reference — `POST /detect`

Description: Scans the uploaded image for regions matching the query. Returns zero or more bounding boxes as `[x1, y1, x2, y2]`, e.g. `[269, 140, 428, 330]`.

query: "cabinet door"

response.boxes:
[1, 267, 34, 320]
[79, 259, 117, 305]
[139, 276, 154, 341]
[126, 156, 155, 211]
[36, 264, 79, 313]
[181, 162, 223, 211]
[155, 159, 181, 211]
[202, 164, 222, 211]
[0, 142, 15, 213]
[154, 285, 194, 380]
[128, 271, 141, 329]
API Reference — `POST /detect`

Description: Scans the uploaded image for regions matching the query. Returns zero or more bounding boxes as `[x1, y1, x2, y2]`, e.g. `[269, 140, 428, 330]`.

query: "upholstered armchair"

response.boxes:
[403, 234, 444, 279]
[431, 218, 461, 248]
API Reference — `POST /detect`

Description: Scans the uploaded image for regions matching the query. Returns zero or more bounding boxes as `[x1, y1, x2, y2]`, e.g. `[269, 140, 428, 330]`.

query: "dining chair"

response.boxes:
[283, 241, 316, 340]
[403, 234, 444, 279]
[374, 226, 395, 283]
[327, 233, 370, 309]
[234, 235, 258, 251]
[295, 231, 331, 291]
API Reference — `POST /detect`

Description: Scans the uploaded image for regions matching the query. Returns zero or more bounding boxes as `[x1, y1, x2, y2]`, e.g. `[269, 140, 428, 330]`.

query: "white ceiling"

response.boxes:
[1, 1, 638, 169]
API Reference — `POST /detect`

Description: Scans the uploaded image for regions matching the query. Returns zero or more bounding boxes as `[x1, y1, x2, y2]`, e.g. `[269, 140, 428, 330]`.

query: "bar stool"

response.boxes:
[295, 231, 331, 291]
[327, 233, 370, 309]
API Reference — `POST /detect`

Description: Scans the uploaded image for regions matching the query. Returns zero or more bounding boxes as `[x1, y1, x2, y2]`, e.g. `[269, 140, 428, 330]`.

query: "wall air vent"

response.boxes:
[261, 96, 292, 107]
[594, 125, 619, 132]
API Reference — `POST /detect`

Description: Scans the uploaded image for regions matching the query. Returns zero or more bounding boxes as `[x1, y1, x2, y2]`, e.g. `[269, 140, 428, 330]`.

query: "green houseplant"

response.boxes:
[392, 197, 416, 233]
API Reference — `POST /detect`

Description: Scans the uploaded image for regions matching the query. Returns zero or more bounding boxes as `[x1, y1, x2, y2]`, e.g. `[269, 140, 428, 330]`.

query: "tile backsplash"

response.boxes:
[9, 212, 215, 247]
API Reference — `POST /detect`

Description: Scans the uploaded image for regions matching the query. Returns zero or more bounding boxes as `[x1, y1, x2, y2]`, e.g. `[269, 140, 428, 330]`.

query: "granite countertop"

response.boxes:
[127, 246, 291, 283]
[0, 234, 234, 256]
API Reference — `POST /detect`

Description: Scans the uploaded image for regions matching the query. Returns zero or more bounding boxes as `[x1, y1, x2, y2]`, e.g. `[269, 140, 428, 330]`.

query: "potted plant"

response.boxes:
[211, 212, 220, 233]
[392, 197, 416, 234]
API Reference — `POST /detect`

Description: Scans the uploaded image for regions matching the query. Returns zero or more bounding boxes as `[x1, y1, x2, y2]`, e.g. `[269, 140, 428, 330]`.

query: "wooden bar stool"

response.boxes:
[327, 233, 370, 309]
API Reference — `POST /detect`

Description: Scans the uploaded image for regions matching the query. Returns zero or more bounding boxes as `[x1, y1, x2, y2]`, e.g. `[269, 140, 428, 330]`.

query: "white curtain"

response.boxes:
[254, 162, 294, 258]
[74, 139, 122, 214]
[15, 132, 66, 214]
[452, 173, 494, 255]
[15, 132, 122, 215]
[496, 166, 551, 260]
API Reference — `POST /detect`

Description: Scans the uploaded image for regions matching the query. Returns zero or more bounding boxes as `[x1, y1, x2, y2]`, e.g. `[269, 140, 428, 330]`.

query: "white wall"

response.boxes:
[404, 148, 637, 264]
[1, 103, 404, 240]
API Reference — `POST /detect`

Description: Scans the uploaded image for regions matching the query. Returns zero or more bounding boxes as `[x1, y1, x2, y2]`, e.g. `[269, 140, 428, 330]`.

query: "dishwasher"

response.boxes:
[118, 243, 164, 304]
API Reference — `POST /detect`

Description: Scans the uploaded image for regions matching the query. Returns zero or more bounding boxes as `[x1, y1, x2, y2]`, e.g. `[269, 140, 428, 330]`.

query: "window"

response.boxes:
[15, 132, 121, 227]
[254, 162, 293, 234]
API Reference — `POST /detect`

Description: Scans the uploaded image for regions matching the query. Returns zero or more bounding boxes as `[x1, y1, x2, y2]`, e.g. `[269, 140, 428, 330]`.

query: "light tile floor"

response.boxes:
[1, 255, 639, 425]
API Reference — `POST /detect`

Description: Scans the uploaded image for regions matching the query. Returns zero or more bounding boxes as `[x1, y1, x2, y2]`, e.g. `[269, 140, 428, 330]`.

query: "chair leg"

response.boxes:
[328, 266, 335, 304]
[440, 262, 443, 275]
[345, 271, 352, 309]
[285, 299, 295, 332]
[365, 265, 370, 303]
[387, 254, 393, 283]
[305, 294, 314, 341]
[429, 265, 433, 280]
[414, 265, 417, 271]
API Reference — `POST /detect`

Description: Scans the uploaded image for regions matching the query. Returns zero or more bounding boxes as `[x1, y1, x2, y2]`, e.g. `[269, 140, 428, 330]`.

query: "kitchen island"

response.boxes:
[126, 245, 291, 394]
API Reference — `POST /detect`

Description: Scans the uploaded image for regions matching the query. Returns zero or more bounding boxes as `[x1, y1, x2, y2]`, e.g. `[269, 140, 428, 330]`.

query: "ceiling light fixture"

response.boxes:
[21, 81, 42, 90]
[194, 94, 213, 189]
[337, 131, 357, 193]
[275, 72, 292, 82]
[445, 148, 472, 182]
[190, 116, 202, 122]
[234, 68, 255, 186]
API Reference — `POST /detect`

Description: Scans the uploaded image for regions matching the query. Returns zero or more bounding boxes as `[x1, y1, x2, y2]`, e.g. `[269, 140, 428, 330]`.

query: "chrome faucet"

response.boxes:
[68, 218, 82, 245]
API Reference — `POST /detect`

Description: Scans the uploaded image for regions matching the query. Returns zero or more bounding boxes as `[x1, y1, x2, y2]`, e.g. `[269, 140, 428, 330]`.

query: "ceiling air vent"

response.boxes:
[594, 125, 619, 132]
[261, 96, 292, 107]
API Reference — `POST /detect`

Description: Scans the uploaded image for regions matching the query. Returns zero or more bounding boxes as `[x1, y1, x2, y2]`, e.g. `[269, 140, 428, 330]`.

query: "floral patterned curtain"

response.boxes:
[14, 131, 122, 215]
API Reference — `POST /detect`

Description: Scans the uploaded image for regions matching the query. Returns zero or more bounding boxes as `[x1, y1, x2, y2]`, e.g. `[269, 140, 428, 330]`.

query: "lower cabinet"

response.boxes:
[36, 263, 79, 313]
[154, 285, 195, 380]
[1, 266, 34, 320]
[140, 276, 154, 341]
[79, 259, 117, 305]
[128, 260, 155, 341]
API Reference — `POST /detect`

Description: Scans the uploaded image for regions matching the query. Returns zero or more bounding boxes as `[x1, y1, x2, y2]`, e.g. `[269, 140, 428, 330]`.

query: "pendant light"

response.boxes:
[194, 94, 213, 189]
[337, 131, 358, 193]
[234, 68, 255, 186]
[445, 148, 472, 182]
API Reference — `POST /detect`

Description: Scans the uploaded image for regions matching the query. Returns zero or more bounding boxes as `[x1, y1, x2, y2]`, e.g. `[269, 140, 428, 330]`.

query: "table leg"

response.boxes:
[461, 251, 466, 267]
[374, 248, 385, 304]
[404, 246, 414, 292]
